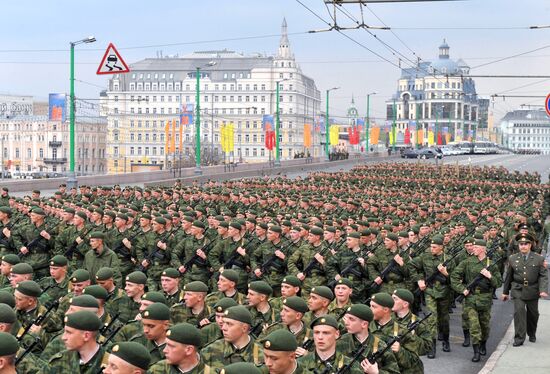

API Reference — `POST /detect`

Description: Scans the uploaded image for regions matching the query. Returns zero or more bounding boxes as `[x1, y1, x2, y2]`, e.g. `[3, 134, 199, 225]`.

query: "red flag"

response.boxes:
[265, 130, 275, 150]
[404, 127, 411, 145]
[437, 132, 443, 145]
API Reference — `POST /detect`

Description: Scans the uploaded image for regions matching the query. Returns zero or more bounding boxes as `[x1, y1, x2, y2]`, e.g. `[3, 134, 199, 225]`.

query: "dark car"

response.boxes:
[416, 149, 442, 159]
[401, 148, 419, 158]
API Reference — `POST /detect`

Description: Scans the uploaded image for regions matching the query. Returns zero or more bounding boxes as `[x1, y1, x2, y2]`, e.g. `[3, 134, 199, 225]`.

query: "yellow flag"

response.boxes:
[428, 131, 435, 145]
[227, 123, 234, 151]
[220, 124, 227, 153]
[329, 125, 339, 146]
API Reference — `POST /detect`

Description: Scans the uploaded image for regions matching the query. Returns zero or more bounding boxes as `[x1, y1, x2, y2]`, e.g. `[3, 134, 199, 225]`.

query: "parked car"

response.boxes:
[401, 148, 419, 158]
[416, 148, 442, 159]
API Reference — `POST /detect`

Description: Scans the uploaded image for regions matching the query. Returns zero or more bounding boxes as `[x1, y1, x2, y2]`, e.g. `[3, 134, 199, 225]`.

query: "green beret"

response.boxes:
[393, 288, 414, 305]
[141, 213, 152, 220]
[220, 269, 239, 283]
[281, 220, 292, 228]
[224, 305, 252, 325]
[31, 208, 45, 216]
[15, 280, 42, 298]
[142, 292, 168, 305]
[346, 304, 373, 322]
[431, 235, 444, 246]
[282, 296, 308, 314]
[75, 211, 87, 220]
[11, 263, 33, 275]
[335, 278, 353, 289]
[221, 363, 262, 374]
[386, 233, 398, 242]
[110, 342, 151, 371]
[49, 255, 68, 267]
[219, 221, 229, 228]
[310, 227, 323, 236]
[154, 217, 167, 225]
[70, 294, 99, 308]
[311, 286, 334, 301]
[192, 220, 205, 229]
[184, 281, 208, 293]
[0, 332, 19, 356]
[104, 211, 116, 219]
[214, 215, 225, 221]
[64, 310, 101, 331]
[260, 329, 298, 351]
[161, 268, 181, 279]
[0, 304, 16, 324]
[0, 291, 15, 308]
[348, 232, 360, 239]
[474, 239, 487, 247]
[281, 275, 301, 288]
[89, 231, 105, 240]
[371, 292, 394, 308]
[257, 222, 268, 230]
[166, 322, 203, 347]
[398, 231, 409, 238]
[269, 225, 282, 234]
[229, 222, 242, 230]
[310, 315, 339, 330]
[182, 216, 194, 223]
[464, 237, 475, 245]
[1, 254, 20, 266]
[95, 267, 114, 281]
[213, 297, 239, 313]
[70, 269, 91, 283]
[0, 207, 12, 216]
[116, 213, 128, 221]
[83, 285, 108, 300]
[143, 303, 170, 321]
[64, 207, 76, 214]
[325, 226, 336, 234]
[126, 271, 147, 285]
[249, 281, 273, 296]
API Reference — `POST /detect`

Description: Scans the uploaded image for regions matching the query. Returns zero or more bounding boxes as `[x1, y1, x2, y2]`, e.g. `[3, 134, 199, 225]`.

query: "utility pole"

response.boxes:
[194, 67, 202, 175]
[365, 92, 376, 157]
[325, 87, 339, 160]
[392, 99, 397, 152]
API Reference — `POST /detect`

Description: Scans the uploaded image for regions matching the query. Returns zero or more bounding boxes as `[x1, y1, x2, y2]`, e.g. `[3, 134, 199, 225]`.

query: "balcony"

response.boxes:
[49, 141, 62, 147]
[43, 157, 67, 164]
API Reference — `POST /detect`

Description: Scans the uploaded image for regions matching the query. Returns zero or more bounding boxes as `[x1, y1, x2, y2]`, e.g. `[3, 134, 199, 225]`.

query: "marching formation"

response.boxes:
[0, 161, 547, 374]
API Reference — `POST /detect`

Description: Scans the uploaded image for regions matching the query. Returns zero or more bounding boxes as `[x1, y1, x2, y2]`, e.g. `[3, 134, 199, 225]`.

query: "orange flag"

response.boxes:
[171, 120, 176, 153]
[179, 120, 183, 151]
[417, 129, 424, 145]
[304, 124, 312, 148]
[370, 127, 380, 145]
[165, 121, 170, 154]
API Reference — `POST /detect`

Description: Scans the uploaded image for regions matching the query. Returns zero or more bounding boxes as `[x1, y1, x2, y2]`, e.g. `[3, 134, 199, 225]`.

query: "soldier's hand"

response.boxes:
[237, 247, 246, 256]
[141, 260, 149, 268]
[358, 257, 365, 266]
[198, 318, 210, 327]
[540, 292, 549, 298]
[295, 347, 308, 357]
[29, 324, 42, 334]
[122, 238, 131, 248]
[2, 228, 10, 238]
[544, 260, 548, 269]
[501, 294, 510, 301]
[254, 269, 262, 277]
[391, 341, 401, 353]
[196, 249, 206, 259]
[360, 358, 379, 374]
[157, 241, 167, 250]
[314, 253, 325, 265]
[374, 276, 383, 285]
[437, 264, 448, 276]
[297, 272, 306, 281]
[40, 230, 51, 240]
[480, 269, 492, 279]
[75, 236, 83, 244]
[463, 289, 469, 297]
[219, 266, 225, 273]
[418, 280, 426, 291]
[20, 247, 29, 255]
[394, 254, 404, 267]
[274, 249, 285, 260]
[179, 266, 186, 274]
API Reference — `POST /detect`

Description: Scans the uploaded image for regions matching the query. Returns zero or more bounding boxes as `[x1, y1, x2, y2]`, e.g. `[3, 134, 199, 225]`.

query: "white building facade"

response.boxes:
[500, 108, 550, 154]
[103, 19, 321, 173]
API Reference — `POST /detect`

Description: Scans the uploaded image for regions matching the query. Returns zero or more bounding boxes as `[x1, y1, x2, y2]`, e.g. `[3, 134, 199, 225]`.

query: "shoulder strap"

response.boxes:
[373, 335, 380, 353]
[101, 352, 110, 368]
[253, 343, 259, 364]
[204, 365, 211, 374]
[393, 322, 399, 337]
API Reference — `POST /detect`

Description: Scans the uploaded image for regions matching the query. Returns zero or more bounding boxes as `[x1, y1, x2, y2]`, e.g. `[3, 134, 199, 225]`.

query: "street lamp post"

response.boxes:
[392, 99, 397, 153]
[194, 61, 216, 175]
[365, 92, 376, 157]
[274, 79, 289, 167]
[67, 36, 95, 190]
[325, 87, 339, 161]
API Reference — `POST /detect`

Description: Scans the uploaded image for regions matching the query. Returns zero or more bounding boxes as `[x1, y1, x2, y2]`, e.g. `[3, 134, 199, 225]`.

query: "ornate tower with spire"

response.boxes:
[277, 18, 294, 60]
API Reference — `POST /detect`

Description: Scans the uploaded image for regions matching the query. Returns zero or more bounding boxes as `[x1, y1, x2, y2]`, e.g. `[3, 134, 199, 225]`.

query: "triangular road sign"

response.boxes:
[96, 43, 130, 75]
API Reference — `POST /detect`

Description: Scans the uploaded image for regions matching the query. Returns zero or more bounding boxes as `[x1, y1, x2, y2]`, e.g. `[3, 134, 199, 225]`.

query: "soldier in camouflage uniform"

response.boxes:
[0, 207, 19, 256]
[171, 220, 211, 286]
[136, 217, 172, 291]
[250, 226, 288, 296]
[367, 233, 411, 296]
[170, 281, 212, 327]
[159, 268, 184, 307]
[246, 281, 278, 339]
[95, 267, 133, 323]
[109, 213, 138, 279]
[451, 239, 502, 362]
[103, 341, 150, 374]
[37, 255, 69, 308]
[205, 269, 246, 308]
[128, 303, 170, 366]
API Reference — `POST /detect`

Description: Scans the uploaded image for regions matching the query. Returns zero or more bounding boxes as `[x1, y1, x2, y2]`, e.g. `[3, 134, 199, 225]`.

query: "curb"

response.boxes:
[478, 320, 514, 374]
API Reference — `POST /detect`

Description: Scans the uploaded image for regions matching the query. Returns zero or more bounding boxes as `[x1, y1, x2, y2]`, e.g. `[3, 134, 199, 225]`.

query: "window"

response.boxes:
[39, 148, 44, 158]
[130, 147, 135, 155]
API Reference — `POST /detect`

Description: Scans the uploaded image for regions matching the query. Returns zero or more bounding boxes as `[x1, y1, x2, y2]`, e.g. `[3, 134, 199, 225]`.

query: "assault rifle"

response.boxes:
[137, 231, 172, 273]
[302, 242, 340, 277]
[250, 243, 288, 281]
[327, 247, 375, 289]
[455, 245, 502, 304]
[64, 226, 93, 259]
[16, 299, 59, 341]
[223, 238, 246, 269]
[15, 336, 41, 365]
[336, 312, 432, 374]
[0, 215, 23, 246]
[180, 240, 215, 274]
[22, 222, 55, 257]
[112, 230, 141, 259]
[367, 244, 425, 292]
[413, 245, 464, 297]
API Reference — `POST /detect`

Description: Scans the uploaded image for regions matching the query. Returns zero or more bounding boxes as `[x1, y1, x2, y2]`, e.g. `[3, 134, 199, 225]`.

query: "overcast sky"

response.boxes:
[1, 0, 550, 123]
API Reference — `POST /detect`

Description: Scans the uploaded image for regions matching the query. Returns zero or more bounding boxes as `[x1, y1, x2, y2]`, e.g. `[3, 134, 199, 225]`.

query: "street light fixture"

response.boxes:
[194, 60, 216, 175]
[325, 87, 340, 161]
[274, 78, 290, 167]
[67, 35, 96, 190]
[365, 91, 377, 157]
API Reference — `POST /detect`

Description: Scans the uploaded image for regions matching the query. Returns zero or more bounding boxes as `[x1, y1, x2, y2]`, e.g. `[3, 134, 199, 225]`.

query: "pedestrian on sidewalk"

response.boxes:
[502, 233, 549, 346]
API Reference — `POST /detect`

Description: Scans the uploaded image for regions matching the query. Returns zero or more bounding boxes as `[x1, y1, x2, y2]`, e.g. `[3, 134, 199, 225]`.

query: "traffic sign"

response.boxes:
[545, 94, 550, 117]
[96, 43, 130, 75]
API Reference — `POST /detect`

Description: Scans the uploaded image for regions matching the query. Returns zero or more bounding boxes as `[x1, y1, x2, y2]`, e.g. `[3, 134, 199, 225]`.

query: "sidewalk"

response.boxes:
[480, 298, 550, 374]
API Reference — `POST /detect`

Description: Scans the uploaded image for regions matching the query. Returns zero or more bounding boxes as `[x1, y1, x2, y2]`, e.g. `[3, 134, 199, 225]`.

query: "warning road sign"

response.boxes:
[545, 94, 550, 117]
[96, 43, 130, 75]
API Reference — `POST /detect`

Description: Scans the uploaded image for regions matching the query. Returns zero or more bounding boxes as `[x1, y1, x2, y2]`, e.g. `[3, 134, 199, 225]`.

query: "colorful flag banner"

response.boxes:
[262, 115, 274, 132]
[180, 103, 194, 125]
[371, 127, 380, 145]
[329, 125, 339, 146]
[304, 124, 312, 148]
[428, 131, 435, 145]
[171, 120, 176, 153]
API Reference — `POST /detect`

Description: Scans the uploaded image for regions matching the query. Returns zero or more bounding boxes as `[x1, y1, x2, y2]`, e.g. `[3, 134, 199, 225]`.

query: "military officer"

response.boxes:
[502, 233, 549, 346]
